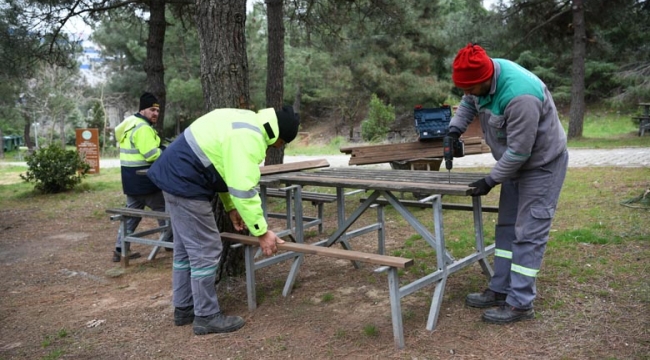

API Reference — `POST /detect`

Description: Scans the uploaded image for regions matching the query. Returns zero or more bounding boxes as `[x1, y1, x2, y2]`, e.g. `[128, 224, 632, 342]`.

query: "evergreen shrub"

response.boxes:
[20, 145, 91, 193]
[361, 94, 395, 142]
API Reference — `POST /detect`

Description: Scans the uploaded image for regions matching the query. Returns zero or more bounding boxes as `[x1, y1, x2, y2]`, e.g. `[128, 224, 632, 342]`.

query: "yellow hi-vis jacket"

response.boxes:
[147, 108, 280, 236]
[115, 113, 162, 195]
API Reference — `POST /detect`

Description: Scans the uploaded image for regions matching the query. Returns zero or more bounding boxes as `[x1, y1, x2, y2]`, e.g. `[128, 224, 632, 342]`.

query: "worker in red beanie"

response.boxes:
[445, 43, 569, 324]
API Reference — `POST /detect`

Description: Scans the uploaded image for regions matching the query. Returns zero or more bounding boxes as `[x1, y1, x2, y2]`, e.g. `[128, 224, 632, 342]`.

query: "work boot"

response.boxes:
[465, 288, 507, 308]
[163, 233, 174, 252]
[174, 306, 194, 326]
[112, 250, 141, 263]
[482, 304, 535, 324]
[193, 312, 245, 335]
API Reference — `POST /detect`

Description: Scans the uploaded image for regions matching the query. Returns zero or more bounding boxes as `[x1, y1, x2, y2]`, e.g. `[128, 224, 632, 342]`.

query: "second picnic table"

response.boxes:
[633, 102, 650, 136]
[258, 167, 496, 347]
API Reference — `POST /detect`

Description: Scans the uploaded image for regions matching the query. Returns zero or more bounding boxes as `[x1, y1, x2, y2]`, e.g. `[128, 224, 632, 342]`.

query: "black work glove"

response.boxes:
[446, 131, 461, 141]
[468, 177, 495, 197]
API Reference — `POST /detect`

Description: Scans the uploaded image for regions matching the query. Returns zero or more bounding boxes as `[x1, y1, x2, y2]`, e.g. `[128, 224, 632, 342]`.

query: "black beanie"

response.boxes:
[275, 105, 300, 143]
[139, 92, 159, 111]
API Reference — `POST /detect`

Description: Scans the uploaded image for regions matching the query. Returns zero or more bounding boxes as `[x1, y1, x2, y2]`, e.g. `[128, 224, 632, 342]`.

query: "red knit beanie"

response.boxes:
[452, 43, 494, 88]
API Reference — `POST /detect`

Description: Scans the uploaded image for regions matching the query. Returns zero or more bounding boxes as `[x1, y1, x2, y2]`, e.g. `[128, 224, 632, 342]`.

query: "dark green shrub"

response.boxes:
[20, 145, 91, 193]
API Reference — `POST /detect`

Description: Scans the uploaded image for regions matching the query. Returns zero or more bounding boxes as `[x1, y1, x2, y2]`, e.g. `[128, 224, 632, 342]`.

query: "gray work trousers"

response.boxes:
[488, 150, 568, 309]
[115, 191, 171, 249]
[163, 192, 223, 317]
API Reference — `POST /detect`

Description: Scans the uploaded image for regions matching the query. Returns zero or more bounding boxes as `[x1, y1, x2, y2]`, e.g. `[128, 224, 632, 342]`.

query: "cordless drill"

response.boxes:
[443, 135, 465, 183]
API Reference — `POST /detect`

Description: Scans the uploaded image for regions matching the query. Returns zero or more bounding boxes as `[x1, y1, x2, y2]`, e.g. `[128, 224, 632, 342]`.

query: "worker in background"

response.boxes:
[147, 106, 300, 335]
[113, 92, 172, 262]
[446, 43, 568, 324]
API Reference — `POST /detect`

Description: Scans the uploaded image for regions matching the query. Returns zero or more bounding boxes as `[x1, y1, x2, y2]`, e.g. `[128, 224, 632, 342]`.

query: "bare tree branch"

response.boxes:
[503, 1, 572, 57]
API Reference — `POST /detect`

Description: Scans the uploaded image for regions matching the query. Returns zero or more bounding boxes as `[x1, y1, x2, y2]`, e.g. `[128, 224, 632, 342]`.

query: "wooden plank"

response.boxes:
[348, 145, 489, 165]
[342, 138, 490, 166]
[106, 208, 170, 220]
[221, 232, 414, 269]
[136, 159, 330, 177]
[340, 137, 483, 155]
[346, 142, 487, 159]
[260, 159, 330, 175]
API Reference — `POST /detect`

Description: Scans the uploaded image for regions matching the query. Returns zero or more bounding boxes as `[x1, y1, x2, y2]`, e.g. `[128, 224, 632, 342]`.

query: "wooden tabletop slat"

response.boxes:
[260, 159, 330, 175]
[302, 167, 487, 183]
[280, 175, 471, 195]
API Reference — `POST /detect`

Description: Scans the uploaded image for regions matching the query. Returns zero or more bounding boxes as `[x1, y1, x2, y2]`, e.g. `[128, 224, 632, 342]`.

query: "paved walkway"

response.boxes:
[3, 147, 649, 169]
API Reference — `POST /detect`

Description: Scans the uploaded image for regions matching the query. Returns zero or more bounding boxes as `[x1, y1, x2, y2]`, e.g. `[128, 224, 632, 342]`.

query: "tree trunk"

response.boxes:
[293, 83, 301, 114]
[0, 129, 4, 159]
[195, 0, 250, 111]
[100, 87, 108, 155]
[195, 0, 250, 280]
[60, 114, 65, 148]
[264, 0, 286, 166]
[49, 114, 56, 146]
[568, 0, 586, 139]
[144, 0, 167, 136]
[23, 121, 32, 150]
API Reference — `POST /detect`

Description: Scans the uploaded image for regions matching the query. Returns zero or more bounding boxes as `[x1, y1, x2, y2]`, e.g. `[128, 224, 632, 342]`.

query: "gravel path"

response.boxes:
[3, 147, 649, 169]
[284, 147, 650, 169]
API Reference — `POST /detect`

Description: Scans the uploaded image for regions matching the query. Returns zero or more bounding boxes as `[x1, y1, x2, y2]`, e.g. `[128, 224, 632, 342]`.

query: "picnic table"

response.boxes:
[632, 103, 650, 136]
[257, 167, 496, 348]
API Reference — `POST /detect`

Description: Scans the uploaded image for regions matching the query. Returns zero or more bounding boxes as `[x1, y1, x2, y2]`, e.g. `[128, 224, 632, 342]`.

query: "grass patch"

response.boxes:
[285, 135, 349, 155]
[362, 324, 379, 337]
[560, 109, 647, 148]
[553, 229, 621, 245]
[362, 167, 649, 292]
[39, 328, 69, 359]
[334, 329, 347, 338]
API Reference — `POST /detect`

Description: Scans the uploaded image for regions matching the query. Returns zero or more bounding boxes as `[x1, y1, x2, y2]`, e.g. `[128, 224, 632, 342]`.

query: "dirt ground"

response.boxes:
[0, 189, 648, 360]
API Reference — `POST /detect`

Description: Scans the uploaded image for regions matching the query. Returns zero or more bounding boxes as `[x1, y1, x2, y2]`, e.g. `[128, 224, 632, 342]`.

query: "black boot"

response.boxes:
[482, 305, 535, 324]
[465, 288, 507, 308]
[193, 312, 245, 335]
[174, 306, 194, 326]
[112, 249, 141, 263]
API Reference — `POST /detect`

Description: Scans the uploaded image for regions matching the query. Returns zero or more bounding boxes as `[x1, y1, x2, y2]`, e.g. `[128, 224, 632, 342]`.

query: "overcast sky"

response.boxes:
[65, 1, 502, 41]
[247, 0, 502, 11]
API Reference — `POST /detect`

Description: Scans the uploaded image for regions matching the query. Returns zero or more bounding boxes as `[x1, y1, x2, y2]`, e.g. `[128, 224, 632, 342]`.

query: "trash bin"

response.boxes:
[3, 136, 15, 152]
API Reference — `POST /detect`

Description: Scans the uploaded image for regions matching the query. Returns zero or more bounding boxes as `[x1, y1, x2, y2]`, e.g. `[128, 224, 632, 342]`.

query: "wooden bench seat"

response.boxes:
[106, 207, 172, 267]
[220, 232, 414, 349]
[106, 207, 171, 220]
[361, 197, 499, 213]
[264, 188, 337, 204]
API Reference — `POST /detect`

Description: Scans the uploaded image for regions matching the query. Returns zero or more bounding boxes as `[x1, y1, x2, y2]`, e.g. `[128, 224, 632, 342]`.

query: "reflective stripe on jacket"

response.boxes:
[116, 113, 162, 195]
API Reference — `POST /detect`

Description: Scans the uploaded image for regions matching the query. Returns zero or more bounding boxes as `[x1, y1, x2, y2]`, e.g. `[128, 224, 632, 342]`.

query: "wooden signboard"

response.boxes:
[76, 128, 100, 174]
